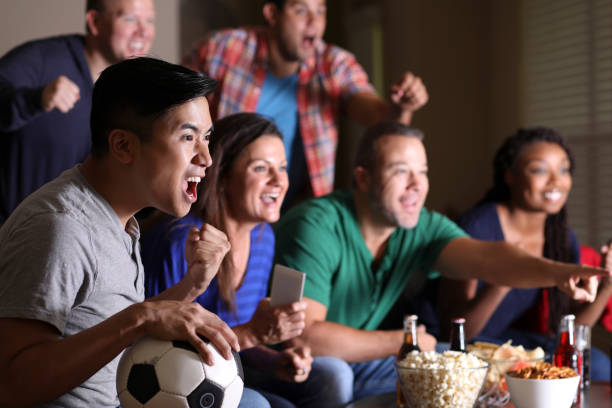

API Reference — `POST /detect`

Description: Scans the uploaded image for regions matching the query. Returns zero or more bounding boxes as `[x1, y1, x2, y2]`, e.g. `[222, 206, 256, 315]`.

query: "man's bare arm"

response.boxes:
[435, 237, 604, 301]
[345, 90, 397, 128]
[0, 301, 238, 407]
[345, 72, 428, 127]
[294, 298, 435, 363]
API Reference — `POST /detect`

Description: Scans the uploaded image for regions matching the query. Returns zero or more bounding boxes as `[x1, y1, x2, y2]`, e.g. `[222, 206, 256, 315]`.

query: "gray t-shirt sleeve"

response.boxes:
[0, 212, 96, 333]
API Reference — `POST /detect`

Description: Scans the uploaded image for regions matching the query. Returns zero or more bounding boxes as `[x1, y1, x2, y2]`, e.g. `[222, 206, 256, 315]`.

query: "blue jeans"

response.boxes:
[245, 344, 451, 406]
[587, 344, 610, 382]
[350, 356, 397, 400]
[239, 388, 272, 408]
[244, 356, 353, 408]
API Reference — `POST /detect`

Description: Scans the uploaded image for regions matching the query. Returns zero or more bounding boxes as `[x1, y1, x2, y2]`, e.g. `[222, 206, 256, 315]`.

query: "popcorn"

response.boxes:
[396, 351, 488, 408]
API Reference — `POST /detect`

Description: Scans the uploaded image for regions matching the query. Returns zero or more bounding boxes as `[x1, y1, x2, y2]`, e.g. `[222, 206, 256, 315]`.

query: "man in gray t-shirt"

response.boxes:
[0, 58, 239, 407]
[0, 168, 146, 406]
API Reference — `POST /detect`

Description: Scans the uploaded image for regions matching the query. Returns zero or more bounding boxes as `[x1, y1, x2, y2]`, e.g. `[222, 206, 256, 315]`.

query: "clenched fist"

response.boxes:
[416, 324, 437, 351]
[41, 75, 80, 113]
[389, 72, 429, 114]
[184, 224, 231, 293]
[273, 346, 312, 383]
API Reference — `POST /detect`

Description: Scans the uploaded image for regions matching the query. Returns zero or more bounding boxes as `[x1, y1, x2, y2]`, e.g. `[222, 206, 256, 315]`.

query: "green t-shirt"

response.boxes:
[275, 190, 467, 331]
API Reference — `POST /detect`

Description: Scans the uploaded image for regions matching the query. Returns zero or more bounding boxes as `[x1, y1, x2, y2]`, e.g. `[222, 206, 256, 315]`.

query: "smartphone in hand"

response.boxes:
[269, 264, 306, 306]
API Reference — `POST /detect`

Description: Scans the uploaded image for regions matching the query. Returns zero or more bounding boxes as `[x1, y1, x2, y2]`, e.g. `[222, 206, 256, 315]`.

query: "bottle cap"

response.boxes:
[451, 318, 466, 324]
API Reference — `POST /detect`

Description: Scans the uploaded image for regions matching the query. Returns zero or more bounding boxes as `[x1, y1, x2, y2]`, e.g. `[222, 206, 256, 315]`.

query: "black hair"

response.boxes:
[85, 0, 105, 34]
[86, 0, 104, 11]
[90, 57, 217, 157]
[194, 113, 282, 311]
[265, 0, 287, 10]
[482, 127, 576, 332]
[354, 120, 424, 172]
[484, 127, 575, 204]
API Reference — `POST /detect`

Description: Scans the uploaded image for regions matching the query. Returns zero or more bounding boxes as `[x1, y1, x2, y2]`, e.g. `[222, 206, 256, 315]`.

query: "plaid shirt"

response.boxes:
[184, 27, 374, 197]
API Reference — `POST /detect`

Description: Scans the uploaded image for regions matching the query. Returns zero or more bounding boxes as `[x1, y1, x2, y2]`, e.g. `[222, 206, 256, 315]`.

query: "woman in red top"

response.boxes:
[580, 244, 612, 331]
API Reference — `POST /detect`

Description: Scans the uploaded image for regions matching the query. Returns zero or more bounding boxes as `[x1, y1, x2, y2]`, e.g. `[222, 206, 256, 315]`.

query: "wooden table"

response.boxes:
[346, 382, 611, 407]
[579, 382, 611, 408]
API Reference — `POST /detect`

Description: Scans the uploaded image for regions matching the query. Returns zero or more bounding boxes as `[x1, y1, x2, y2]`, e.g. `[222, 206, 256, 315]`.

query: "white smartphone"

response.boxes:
[269, 264, 306, 306]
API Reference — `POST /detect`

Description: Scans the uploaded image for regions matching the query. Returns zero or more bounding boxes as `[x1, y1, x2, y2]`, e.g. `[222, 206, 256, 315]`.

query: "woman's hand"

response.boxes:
[273, 346, 313, 383]
[184, 224, 231, 292]
[246, 298, 306, 345]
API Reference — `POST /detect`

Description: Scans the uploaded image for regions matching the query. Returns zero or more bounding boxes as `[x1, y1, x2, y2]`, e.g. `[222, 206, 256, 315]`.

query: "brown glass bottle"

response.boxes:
[397, 315, 420, 407]
[449, 318, 467, 352]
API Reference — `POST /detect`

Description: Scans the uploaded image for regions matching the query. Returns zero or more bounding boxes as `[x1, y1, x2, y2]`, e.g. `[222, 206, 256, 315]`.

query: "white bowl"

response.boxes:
[505, 374, 579, 408]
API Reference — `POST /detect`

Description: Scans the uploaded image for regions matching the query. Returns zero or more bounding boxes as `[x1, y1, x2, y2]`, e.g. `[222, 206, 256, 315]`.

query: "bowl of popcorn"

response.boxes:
[505, 362, 580, 408]
[395, 350, 488, 408]
[467, 341, 545, 407]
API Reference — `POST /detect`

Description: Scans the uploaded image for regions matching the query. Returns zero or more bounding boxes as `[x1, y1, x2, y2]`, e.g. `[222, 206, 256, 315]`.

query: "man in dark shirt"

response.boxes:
[0, 0, 155, 224]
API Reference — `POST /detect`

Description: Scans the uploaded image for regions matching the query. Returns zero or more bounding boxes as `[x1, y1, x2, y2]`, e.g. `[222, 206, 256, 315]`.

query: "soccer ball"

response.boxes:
[117, 336, 244, 408]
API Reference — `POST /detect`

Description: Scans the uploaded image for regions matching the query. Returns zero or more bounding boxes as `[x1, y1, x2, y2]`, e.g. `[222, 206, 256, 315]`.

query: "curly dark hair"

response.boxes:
[482, 127, 576, 332]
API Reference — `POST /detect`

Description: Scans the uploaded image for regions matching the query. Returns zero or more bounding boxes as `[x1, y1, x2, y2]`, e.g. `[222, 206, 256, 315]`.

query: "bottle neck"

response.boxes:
[559, 318, 576, 345]
[404, 319, 418, 346]
[559, 328, 575, 345]
[450, 323, 466, 351]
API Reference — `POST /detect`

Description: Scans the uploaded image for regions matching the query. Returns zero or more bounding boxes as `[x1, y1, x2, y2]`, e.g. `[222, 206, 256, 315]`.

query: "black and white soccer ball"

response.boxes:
[117, 336, 244, 408]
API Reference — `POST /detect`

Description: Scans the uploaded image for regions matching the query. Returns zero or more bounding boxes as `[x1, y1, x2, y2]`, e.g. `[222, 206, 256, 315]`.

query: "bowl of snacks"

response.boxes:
[395, 350, 488, 408]
[467, 341, 545, 407]
[505, 362, 580, 408]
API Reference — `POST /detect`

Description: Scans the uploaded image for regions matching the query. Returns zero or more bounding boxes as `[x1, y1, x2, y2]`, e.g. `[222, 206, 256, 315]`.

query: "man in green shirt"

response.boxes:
[274, 121, 604, 401]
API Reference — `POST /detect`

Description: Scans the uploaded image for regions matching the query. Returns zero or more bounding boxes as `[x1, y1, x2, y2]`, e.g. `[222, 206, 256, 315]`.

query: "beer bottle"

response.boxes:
[449, 318, 467, 352]
[553, 314, 582, 406]
[397, 315, 419, 407]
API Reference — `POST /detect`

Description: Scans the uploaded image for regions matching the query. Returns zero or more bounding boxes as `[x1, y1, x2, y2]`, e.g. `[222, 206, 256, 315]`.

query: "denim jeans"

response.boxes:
[244, 356, 353, 408]
[243, 344, 451, 407]
[238, 388, 272, 408]
[350, 356, 397, 400]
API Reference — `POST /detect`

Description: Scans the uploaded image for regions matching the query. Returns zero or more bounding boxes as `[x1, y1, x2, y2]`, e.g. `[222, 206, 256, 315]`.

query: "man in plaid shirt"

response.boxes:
[184, 0, 428, 209]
